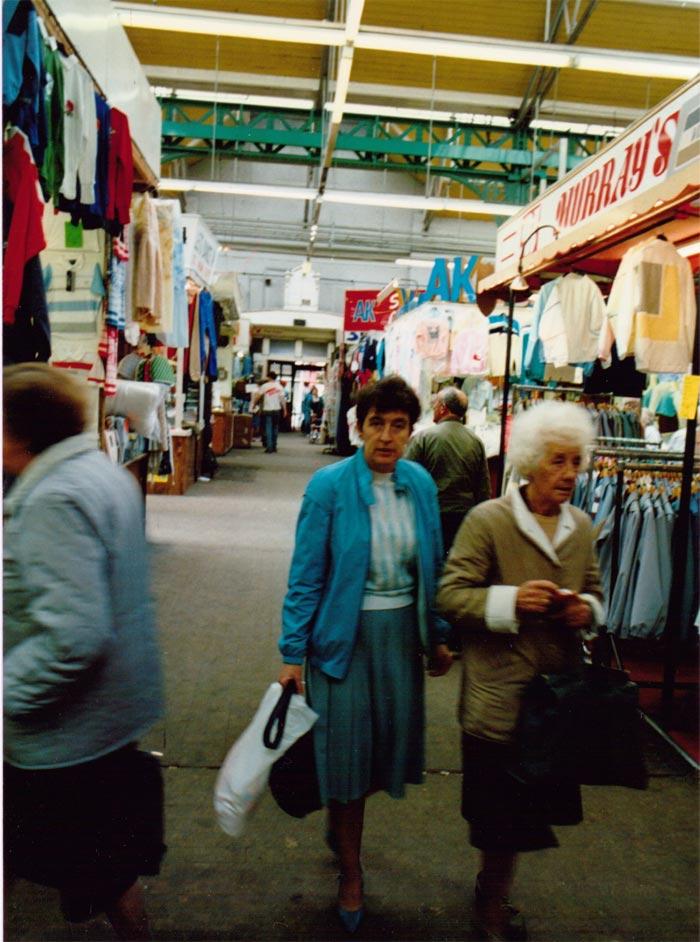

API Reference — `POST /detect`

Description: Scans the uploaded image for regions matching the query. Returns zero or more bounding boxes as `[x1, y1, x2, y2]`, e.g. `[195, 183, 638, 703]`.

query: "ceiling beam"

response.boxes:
[114, 4, 698, 79]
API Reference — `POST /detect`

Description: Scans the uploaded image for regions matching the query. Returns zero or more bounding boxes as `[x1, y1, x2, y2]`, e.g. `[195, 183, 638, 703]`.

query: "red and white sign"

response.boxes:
[343, 290, 400, 332]
[494, 78, 700, 273]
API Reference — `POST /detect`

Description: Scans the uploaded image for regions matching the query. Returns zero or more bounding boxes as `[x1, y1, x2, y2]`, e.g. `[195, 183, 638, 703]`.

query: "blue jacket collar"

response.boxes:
[353, 446, 409, 505]
[5, 433, 97, 516]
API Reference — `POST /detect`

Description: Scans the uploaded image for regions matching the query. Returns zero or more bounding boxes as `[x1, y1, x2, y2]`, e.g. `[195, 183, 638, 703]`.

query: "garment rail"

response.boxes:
[589, 448, 699, 765]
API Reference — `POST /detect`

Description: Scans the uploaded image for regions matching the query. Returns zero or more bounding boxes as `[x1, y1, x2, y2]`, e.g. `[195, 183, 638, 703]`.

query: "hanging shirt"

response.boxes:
[158, 199, 189, 348]
[599, 238, 697, 374]
[154, 200, 175, 334]
[450, 314, 490, 376]
[105, 108, 134, 233]
[556, 273, 606, 364]
[3, 129, 46, 325]
[58, 92, 110, 229]
[415, 319, 450, 359]
[59, 55, 97, 205]
[40, 38, 64, 206]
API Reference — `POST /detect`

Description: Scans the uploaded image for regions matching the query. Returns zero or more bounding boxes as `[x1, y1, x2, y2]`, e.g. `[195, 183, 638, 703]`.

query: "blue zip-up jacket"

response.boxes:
[279, 447, 450, 679]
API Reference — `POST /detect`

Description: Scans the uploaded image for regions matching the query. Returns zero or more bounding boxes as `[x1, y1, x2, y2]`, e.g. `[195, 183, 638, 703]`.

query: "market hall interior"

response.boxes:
[5, 433, 698, 942]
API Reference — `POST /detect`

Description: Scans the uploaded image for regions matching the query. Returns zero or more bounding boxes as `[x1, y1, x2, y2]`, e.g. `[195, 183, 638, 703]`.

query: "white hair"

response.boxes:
[508, 400, 595, 477]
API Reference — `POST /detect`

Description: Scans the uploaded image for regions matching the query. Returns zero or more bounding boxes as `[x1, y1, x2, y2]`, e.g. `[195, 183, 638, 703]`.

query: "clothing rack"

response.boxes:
[512, 383, 613, 401]
[590, 445, 698, 760]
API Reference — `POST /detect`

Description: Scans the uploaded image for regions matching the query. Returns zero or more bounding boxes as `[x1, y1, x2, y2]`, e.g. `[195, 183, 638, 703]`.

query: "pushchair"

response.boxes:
[309, 409, 322, 443]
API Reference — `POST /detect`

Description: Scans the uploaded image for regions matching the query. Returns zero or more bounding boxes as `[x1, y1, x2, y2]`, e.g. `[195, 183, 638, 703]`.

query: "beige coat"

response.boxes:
[437, 487, 604, 743]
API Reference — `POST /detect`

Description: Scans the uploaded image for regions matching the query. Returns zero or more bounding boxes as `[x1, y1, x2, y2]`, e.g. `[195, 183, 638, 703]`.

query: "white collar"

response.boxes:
[508, 485, 576, 566]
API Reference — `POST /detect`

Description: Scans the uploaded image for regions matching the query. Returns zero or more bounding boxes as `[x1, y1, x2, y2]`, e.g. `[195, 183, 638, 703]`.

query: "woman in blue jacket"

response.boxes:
[278, 375, 453, 931]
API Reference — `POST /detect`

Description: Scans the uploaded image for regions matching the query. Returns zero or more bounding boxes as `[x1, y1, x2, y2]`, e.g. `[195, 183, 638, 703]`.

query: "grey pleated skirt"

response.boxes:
[307, 604, 425, 805]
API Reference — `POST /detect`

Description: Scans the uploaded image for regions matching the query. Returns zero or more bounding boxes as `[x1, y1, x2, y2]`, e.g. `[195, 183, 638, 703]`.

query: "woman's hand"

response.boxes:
[278, 663, 304, 694]
[556, 594, 593, 631]
[428, 644, 453, 677]
[515, 580, 561, 616]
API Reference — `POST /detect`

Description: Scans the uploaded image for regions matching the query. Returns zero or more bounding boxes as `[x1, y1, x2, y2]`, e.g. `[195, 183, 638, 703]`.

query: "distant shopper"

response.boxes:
[278, 375, 452, 932]
[301, 382, 312, 434]
[254, 370, 287, 453]
[404, 386, 491, 555]
[3, 364, 165, 940]
[437, 401, 604, 942]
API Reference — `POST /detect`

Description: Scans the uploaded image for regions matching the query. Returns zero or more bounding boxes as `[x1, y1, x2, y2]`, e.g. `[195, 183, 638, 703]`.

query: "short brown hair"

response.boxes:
[355, 375, 421, 428]
[4, 364, 87, 454]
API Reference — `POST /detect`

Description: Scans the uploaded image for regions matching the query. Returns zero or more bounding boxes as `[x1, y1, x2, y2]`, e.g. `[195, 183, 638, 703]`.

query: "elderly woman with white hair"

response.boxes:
[437, 401, 605, 942]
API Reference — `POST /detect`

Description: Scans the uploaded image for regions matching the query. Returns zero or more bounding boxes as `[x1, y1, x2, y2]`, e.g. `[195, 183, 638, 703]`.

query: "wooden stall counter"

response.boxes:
[147, 428, 203, 496]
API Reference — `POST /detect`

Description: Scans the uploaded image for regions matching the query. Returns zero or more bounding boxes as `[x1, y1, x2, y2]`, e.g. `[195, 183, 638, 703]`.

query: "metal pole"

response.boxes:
[496, 286, 516, 494]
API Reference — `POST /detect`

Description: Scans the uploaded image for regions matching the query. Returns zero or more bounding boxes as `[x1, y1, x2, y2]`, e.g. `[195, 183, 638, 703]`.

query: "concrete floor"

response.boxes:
[5, 433, 699, 941]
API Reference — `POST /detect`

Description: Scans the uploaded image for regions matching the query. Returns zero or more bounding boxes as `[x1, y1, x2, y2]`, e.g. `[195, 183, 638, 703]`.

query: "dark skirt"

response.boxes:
[4, 744, 165, 922]
[308, 604, 425, 805]
[461, 733, 583, 853]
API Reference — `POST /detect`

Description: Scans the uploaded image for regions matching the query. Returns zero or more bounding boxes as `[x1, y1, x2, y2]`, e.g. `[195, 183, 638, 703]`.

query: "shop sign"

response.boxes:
[494, 78, 700, 272]
[418, 256, 479, 304]
[343, 290, 399, 331]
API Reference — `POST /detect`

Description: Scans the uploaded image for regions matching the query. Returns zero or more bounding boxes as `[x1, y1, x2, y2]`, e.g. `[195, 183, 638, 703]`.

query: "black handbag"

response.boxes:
[511, 665, 648, 790]
[263, 683, 322, 819]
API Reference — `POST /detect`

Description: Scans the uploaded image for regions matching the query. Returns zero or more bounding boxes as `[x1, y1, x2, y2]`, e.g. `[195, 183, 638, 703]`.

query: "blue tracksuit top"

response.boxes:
[279, 447, 449, 679]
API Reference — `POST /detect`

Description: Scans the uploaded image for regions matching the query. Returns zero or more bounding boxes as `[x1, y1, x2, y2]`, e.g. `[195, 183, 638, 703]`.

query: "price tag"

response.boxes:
[678, 374, 700, 421]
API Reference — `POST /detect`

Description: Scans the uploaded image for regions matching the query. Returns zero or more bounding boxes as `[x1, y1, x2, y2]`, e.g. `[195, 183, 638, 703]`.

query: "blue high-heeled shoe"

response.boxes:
[337, 904, 364, 933]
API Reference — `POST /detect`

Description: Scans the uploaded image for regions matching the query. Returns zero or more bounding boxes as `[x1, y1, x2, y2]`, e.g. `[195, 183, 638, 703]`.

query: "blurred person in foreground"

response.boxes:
[3, 363, 165, 940]
[437, 401, 604, 942]
[278, 375, 452, 932]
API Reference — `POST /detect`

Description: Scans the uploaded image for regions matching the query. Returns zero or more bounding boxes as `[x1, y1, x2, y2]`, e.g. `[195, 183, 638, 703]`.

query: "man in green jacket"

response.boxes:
[404, 386, 491, 555]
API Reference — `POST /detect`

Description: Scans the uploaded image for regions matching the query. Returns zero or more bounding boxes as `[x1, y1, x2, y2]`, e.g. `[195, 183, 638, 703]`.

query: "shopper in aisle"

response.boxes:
[3, 364, 165, 940]
[404, 385, 491, 555]
[278, 375, 453, 933]
[253, 369, 287, 453]
[437, 401, 605, 942]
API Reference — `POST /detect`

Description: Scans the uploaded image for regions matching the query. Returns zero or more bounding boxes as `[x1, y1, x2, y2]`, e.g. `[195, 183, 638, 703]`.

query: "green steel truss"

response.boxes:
[160, 97, 609, 206]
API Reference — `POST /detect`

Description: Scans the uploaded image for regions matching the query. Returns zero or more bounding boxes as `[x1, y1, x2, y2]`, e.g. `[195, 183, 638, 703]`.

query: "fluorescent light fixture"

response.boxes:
[328, 101, 512, 127]
[574, 50, 698, 80]
[677, 240, 700, 257]
[154, 86, 315, 110]
[158, 178, 317, 200]
[395, 258, 455, 269]
[356, 30, 572, 69]
[321, 190, 519, 216]
[114, 3, 344, 45]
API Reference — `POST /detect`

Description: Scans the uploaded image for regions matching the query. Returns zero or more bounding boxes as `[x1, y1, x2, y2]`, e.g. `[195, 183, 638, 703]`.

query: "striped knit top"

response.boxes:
[362, 471, 417, 611]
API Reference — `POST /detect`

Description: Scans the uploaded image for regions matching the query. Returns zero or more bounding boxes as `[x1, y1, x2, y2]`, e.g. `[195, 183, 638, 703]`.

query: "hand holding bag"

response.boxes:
[267, 683, 323, 819]
[511, 665, 648, 790]
[214, 682, 318, 837]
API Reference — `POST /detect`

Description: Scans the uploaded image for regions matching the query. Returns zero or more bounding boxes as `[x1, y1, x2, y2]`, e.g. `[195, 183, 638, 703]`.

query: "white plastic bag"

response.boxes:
[214, 682, 318, 837]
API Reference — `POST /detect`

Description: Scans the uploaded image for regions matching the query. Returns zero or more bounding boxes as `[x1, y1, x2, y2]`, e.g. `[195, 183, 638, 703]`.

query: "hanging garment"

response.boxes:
[599, 238, 697, 374]
[105, 108, 134, 234]
[487, 312, 521, 378]
[59, 54, 97, 205]
[40, 38, 64, 205]
[58, 92, 110, 229]
[107, 235, 129, 331]
[2, 0, 47, 170]
[3, 255, 51, 364]
[451, 315, 490, 376]
[132, 193, 164, 329]
[414, 318, 450, 360]
[154, 201, 175, 334]
[3, 129, 46, 325]
[556, 273, 606, 364]
[157, 200, 189, 348]
[197, 290, 218, 379]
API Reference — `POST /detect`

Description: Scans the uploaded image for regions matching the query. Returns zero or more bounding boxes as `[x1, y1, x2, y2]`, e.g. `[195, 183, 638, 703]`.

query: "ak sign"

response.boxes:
[495, 77, 700, 272]
[344, 290, 399, 331]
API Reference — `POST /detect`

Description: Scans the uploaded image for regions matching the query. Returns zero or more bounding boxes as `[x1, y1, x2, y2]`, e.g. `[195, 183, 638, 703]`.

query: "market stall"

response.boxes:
[479, 75, 700, 764]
